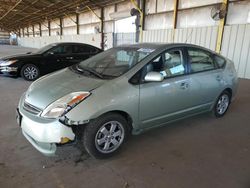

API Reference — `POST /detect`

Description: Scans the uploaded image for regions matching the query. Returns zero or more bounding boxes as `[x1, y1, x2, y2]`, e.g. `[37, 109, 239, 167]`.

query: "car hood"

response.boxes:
[1, 53, 40, 61]
[25, 68, 105, 110]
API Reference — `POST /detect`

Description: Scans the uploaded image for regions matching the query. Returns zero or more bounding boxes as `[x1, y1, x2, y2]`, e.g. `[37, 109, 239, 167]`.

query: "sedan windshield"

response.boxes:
[76, 47, 154, 78]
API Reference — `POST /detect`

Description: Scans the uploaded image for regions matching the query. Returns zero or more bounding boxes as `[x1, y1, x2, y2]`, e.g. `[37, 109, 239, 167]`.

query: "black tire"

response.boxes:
[213, 90, 231, 118]
[21, 64, 40, 81]
[83, 113, 129, 159]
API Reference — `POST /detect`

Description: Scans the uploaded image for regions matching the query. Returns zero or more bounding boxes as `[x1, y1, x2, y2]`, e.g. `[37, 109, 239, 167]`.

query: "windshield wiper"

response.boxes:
[76, 65, 104, 79]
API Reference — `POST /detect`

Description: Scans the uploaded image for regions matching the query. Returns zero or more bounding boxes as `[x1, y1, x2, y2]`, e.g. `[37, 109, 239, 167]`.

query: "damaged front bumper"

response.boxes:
[18, 95, 76, 156]
[22, 130, 57, 156]
[20, 113, 75, 156]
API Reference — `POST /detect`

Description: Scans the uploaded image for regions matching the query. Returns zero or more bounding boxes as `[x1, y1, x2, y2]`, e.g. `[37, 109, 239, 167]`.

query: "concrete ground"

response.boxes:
[1, 45, 250, 188]
[0, 45, 36, 58]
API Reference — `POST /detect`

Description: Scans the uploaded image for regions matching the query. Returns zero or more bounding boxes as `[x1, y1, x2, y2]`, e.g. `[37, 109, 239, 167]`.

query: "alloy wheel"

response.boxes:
[216, 94, 229, 115]
[95, 121, 125, 154]
[23, 66, 39, 80]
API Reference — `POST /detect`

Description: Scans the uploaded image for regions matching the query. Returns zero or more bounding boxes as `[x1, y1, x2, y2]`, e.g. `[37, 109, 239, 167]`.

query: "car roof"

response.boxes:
[119, 43, 167, 49]
[118, 42, 217, 54]
[52, 42, 97, 46]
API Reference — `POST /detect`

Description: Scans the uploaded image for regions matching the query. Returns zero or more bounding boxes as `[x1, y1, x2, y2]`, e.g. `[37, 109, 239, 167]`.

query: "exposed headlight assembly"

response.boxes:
[0, 60, 18, 66]
[41, 92, 90, 118]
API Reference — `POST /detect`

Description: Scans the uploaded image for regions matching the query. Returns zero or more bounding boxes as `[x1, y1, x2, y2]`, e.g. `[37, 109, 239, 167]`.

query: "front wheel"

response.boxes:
[214, 91, 231, 117]
[21, 64, 40, 81]
[83, 113, 129, 158]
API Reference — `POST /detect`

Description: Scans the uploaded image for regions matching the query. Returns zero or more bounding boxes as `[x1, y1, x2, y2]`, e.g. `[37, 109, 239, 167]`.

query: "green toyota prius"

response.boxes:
[17, 43, 238, 158]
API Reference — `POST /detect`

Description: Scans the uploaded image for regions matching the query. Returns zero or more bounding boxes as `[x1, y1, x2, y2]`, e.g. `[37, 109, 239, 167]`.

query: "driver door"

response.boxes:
[139, 48, 192, 129]
[43, 44, 73, 73]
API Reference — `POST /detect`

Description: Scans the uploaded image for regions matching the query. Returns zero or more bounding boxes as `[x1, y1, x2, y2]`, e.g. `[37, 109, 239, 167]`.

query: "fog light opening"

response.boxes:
[60, 137, 71, 144]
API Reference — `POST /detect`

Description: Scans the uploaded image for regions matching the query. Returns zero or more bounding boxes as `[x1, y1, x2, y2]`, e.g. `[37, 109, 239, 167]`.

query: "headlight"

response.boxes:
[0, 60, 18, 66]
[41, 92, 90, 118]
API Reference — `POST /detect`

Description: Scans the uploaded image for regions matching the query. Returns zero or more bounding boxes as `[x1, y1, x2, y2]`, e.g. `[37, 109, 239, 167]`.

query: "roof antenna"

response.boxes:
[185, 28, 193, 43]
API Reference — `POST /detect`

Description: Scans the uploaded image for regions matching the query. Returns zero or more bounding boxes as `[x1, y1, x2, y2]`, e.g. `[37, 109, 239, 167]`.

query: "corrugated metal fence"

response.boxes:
[18, 24, 250, 79]
[117, 24, 250, 79]
[221, 24, 250, 79]
[174, 27, 218, 51]
[143, 29, 173, 43]
[18, 34, 102, 49]
[0, 31, 10, 44]
[142, 26, 218, 51]
[113, 33, 136, 47]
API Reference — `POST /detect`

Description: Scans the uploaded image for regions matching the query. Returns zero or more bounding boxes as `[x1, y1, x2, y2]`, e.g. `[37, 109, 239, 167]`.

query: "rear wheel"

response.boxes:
[214, 91, 231, 117]
[83, 113, 129, 159]
[21, 64, 40, 81]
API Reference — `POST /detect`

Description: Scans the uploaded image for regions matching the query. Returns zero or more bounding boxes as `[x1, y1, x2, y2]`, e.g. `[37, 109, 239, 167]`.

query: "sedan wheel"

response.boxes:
[83, 113, 129, 158]
[21, 64, 40, 81]
[95, 121, 125, 154]
[214, 91, 231, 117]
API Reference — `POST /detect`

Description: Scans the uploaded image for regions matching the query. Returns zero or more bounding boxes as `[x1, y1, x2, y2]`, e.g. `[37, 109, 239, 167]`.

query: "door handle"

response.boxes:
[180, 82, 189, 89]
[66, 57, 73, 60]
[216, 75, 222, 81]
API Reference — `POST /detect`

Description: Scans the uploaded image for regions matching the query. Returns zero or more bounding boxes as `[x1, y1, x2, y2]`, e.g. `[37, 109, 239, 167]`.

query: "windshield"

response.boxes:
[76, 47, 154, 78]
[35, 43, 57, 54]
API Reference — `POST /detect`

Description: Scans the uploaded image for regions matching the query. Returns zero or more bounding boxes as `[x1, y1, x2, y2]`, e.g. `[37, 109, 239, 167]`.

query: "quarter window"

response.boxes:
[214, 55, 226, 68]
[188, 49, 215, 73]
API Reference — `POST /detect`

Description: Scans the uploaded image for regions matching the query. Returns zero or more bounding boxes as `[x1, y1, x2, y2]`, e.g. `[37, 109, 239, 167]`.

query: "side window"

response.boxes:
[73, 45, 97, 54]
[49, 45, 71, 54]
[162, 50, 185, 78]
[142, 55, 163, 79]
[145, 55, 164, 72]
[214, 55, 226, 68]
[188, 49, 215, 73]
[142, 49, 185, 79]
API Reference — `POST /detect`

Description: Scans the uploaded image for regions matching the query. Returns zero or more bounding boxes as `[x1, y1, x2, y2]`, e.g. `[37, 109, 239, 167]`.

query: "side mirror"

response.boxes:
[144, 71, 164, 82]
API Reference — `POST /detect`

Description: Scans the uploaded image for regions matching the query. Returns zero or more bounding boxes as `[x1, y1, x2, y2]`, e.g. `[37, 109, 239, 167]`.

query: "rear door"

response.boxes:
[71, 44, 101, 63]
[186, 47, 223, 109]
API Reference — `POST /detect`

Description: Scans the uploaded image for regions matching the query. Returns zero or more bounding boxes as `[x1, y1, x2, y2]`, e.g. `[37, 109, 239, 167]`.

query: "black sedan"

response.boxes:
[0, 42, 102, 81]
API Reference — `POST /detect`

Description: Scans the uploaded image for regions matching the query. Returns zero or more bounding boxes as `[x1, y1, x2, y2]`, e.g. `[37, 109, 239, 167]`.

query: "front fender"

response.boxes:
[65, 78, 140, 130]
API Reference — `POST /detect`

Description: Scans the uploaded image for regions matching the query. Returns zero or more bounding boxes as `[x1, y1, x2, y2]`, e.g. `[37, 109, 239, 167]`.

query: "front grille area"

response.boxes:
[23, 101, 42, 115]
